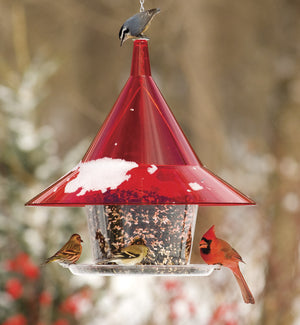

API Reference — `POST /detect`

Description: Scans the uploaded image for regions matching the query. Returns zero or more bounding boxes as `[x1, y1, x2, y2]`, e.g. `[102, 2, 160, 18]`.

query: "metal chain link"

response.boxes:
[140, 0, 145, 12]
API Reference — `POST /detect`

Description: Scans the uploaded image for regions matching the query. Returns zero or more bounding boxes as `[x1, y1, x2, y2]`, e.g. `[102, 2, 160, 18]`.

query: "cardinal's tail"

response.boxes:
[232, 266, 255, 304]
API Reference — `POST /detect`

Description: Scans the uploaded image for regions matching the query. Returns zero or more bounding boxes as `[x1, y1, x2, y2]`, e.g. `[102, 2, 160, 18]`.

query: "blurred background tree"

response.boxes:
[0, 0, 299, 324]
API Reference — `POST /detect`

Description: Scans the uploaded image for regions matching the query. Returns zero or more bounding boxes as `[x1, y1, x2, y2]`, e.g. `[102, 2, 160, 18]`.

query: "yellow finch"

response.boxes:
[108, 242, 149, 266]
[43, 234, 83, 265]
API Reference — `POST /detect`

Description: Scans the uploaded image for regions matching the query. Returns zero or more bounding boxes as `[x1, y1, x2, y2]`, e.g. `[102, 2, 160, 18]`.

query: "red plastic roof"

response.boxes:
[26, 40, 254, 206]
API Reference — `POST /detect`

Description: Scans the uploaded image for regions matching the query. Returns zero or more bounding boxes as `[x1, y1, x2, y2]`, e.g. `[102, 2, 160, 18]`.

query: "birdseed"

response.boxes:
[86, 204, 198, 265]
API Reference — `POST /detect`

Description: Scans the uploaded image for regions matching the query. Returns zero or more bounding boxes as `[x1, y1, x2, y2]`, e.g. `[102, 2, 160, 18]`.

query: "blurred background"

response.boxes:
[1, 0, 300, 324]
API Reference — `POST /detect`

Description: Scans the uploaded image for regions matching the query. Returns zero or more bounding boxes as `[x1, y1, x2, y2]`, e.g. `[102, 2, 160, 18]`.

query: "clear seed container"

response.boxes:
[86, 204, 198, 265]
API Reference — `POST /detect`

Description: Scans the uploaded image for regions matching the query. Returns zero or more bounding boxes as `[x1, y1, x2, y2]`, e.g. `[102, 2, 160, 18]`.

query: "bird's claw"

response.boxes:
[214, 264, 222, 270]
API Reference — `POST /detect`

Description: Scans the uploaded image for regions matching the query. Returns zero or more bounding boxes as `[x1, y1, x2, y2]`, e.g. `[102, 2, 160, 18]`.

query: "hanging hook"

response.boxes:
[140, 0, 145, 12]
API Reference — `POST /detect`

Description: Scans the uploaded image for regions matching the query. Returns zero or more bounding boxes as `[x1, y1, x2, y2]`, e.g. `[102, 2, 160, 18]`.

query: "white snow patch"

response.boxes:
[189, 182, 203, 191]
[147, 164, 158, 174]
[64, 157, 138, 196]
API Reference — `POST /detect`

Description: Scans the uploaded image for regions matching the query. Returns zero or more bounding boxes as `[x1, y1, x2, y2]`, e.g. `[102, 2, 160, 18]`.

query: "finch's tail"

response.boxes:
[232, 266, 255, 304]
[41, 256, 58, 266]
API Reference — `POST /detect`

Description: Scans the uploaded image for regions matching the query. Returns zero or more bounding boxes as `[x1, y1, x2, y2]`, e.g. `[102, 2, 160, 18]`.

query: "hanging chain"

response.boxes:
[140, 0, 145, 12]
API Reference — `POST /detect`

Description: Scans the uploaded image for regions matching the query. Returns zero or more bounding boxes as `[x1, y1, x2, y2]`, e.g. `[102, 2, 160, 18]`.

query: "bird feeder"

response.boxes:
[26, 39, 254, 276]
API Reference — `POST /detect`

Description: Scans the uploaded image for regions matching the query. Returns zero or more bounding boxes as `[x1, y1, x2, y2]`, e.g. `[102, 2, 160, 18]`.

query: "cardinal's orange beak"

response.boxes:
[199, 239, 208, 249]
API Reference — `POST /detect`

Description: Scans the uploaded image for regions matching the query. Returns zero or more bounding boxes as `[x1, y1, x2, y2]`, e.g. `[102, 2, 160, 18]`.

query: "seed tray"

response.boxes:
[66, 263, 219, 276]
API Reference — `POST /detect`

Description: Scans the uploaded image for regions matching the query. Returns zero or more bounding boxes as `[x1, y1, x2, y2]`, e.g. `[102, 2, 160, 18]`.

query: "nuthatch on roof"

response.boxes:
[119, 8, 160, 46]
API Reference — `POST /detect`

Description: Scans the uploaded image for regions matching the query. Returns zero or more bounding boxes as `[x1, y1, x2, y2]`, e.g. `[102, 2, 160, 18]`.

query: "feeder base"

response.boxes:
[64, 264, 219, 276]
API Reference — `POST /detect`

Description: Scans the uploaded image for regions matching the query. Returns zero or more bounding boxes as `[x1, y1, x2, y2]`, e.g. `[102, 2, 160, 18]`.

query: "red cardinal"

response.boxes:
[199, 225, 255, 304]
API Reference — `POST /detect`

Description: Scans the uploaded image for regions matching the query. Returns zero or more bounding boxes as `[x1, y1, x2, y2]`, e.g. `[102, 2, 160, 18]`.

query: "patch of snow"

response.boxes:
[189, 182, 203, 191]
[64, 157, 138, 196]
[147, 164, 158, 174]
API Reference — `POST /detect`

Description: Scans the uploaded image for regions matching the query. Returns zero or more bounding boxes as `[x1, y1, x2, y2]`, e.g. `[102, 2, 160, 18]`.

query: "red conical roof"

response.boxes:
[26, 40, 254, 206]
